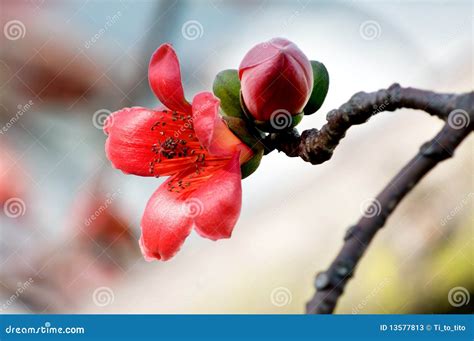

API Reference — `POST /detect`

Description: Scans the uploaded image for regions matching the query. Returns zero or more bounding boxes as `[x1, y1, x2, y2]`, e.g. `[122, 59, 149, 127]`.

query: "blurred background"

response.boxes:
[0, 0, 472, 314]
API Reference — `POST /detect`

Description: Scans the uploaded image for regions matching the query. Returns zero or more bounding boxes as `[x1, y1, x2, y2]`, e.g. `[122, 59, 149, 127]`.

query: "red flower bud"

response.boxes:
[238, 38, 313, 123]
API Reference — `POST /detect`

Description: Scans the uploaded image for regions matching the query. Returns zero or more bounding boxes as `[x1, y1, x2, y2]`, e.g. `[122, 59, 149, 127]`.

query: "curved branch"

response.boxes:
[306, 121, 472, 314]
[262, 83, 473, 314]
[263, 84, 470, 164]
[295, 86, 473, 314]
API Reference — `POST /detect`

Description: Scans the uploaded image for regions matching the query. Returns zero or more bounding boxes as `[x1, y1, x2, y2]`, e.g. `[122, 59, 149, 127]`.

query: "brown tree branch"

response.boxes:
[307, 121, 472, 314]
[263, 84, 469, 164]
[264, 84, 473, 314]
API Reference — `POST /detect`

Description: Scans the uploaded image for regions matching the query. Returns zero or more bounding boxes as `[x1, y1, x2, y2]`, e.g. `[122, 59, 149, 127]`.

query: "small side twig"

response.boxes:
[263, 83, 473, 314]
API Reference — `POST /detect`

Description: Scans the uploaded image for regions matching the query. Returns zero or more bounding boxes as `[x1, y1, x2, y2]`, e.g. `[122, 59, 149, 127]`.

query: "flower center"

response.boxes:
[148, 110, 230, 196]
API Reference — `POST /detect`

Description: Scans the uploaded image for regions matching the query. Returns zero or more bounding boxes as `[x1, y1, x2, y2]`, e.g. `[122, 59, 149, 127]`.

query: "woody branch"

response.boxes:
[263, 84, 473, 314]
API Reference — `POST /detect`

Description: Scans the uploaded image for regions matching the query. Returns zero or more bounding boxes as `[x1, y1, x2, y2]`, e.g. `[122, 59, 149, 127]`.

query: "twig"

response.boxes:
[308, 121, 472, 313]
[263, 84, 473, 314]
[263, 83, 468, 164]
[303, 86, 472, 313]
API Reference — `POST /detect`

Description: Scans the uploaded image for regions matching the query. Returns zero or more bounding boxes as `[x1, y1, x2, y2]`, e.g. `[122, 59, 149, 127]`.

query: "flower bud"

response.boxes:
[238, 38, 313, 128]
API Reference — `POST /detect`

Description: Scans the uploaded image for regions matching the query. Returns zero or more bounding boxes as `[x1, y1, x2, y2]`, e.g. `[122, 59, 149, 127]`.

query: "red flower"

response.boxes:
[239, 37, 313, 122]
[104, 44, 253, 261]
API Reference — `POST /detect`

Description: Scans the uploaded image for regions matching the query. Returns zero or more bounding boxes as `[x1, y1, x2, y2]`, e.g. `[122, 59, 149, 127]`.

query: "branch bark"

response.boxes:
[263, 84, 469, 164]
[264, 84, 473, 314]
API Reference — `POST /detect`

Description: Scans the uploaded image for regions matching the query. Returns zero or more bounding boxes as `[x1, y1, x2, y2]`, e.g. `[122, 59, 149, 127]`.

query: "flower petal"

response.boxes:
[192, 92, 253, 163]
[192, 153, 242, 240]
[140, 154, 242, 260]
[238, 40, 282, 78]
[140, 177, 193, 261]
[149, 44, 191, 113]
[238, 38, 308, 78]
[104, 107, 203, 177]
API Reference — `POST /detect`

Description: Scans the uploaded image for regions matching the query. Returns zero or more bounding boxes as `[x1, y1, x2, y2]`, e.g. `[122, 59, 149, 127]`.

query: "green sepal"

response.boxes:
[222, 115, 263, 148]
[222, 115, 265, 179]
[303, 60, 329, 115]
[213, 69, 244, 118]
[240, 148, 264, 179]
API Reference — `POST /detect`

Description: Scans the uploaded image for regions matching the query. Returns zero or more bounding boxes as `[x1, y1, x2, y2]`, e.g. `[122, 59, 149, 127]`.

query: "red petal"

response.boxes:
[139, 154, 242, 260]
[238, 40, 282, 78]
[140, 177, 193, 261]
[192, 153, 242, 240]
[149, 44, 192, 113]
[239, 38, 308, 79]
[239, 38, 313, 121]
[104, 107, 201, 177]
[240, 53, 311, 120]
[192, 92, 253, 163]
